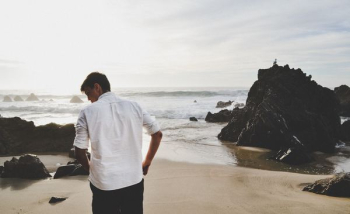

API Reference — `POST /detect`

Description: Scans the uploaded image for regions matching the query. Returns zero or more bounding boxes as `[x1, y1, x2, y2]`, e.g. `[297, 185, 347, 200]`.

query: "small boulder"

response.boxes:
[49, 197, 67, 204]
[14, 95, 24, 101]
[189, 117, 198, 121]
[3, 96, 12, 102]
[70, 96, 84, 103]
[26, 93, 39, 101]
[303, 172, 350, 197]
[1, 154, 51, 179]
[0, 166, 3, 176]
[216, 100, 233, 108]
[54, 164, 88, 179]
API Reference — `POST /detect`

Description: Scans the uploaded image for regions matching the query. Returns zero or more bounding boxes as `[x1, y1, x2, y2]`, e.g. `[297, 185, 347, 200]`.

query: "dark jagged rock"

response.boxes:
[70, 96, 84, 103]
[216, 100, 233, 108]
[189, 117, 198, 121]
[270, 146, 314, 165]
[0, 166, 3, 176]
[218, 65, 341, 164]
[303, 172, 350, 197]
[14, 95, 24, 101]
[205, 107, 243, 123]
[54, 164, 88, 179]
[26, 93, 39, 101]
[53, 165, 76, 179]
[334, 85, 350, 117]
[1, 154, 51, 179]
[3, 96, 12, 102]
[205, 109, 232, 123]
[49, 197, 67, 204]
[341, 120, 350, 141]
[0, 117, 75, 155]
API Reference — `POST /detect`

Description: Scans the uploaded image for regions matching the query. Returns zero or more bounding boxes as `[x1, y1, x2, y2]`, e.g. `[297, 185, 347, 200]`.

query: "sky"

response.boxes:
[0, 0, 349, 92]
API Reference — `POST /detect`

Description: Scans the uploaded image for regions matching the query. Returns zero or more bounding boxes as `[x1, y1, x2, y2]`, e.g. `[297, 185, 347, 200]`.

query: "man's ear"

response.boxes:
[94, 83, 102, 93]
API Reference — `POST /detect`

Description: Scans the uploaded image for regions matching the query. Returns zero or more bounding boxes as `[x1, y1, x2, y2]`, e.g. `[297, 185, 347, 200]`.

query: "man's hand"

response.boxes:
[142, 131, 162, 176]
[74, 146, 90, 172]
[142, 160, 151, 175]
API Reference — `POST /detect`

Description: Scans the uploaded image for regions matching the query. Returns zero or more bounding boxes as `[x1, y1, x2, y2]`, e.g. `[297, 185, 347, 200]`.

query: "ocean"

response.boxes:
[1, 87, 349, 175]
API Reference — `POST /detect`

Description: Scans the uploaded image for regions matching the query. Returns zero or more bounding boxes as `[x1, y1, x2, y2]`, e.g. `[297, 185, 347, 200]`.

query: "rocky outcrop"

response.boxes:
[0, 117, 75, 155]
[1, 154, 51, 179]
[70, 96, 84, 103]
[218, 65, 341, 164]
[303, 172, 350, 197]
[334, 85, 350, 117]
[189, 117, 198, 121]
[341, 120, 350, 142]
[270, 147, 314, 165]
[216, 100, 233, 108]
[14, 95, 24, 101]
[205, 107, 244, 123]
[26, 93, 39, 101]
[3, 96, 12, 102]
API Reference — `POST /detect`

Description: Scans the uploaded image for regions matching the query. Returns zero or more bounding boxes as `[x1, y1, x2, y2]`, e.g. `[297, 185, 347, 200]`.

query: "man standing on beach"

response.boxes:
[73, 72, 162, 214]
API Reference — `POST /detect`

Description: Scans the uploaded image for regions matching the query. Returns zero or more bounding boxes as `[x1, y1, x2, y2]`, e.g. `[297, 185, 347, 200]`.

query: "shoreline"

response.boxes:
[1, 156, 349, 214]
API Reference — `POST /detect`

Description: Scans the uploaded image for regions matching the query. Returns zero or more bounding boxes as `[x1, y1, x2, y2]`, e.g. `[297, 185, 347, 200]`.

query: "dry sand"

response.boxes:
[0, 155, 349, 214]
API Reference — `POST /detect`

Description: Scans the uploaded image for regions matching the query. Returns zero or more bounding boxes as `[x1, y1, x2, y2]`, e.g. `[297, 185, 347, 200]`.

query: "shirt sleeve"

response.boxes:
[142, 108, 160, 135]
[73, 109, 90, 149]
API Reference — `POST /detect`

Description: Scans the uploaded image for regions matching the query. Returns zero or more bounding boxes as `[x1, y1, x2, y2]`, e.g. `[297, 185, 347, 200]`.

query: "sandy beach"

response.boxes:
[1, 155, 349, 214]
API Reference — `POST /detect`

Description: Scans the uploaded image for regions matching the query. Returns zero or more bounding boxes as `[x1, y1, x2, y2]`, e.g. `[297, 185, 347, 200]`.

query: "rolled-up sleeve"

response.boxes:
[73, 109, 89, 149]
[142, 109, 160, 135]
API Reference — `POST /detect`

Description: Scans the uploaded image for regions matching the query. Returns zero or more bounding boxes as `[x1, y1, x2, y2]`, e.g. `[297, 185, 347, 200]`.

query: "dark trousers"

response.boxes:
[90, 179, 144, 214]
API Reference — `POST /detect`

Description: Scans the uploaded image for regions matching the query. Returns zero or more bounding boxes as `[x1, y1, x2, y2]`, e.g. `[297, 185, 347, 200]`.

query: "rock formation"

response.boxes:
[218, 65, 341, 164]
[216, 100, 233, 108]
[26, 93, 39, 101]
[0, 117, 75, 155]
[14, 95, 24, 101]
[334, 85, 350, 117]
[341, 120, 350, 142]
[3, 96, 12, 102]
[1, 154, 51, 179]
[189, 117, 198, 121]
[70, 96, 84, 103]
[205, 108, 243, 123]
[303, 172, 350, 197]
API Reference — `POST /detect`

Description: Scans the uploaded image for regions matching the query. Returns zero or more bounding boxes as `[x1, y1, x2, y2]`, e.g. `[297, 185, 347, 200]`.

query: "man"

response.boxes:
[73, 72, 162, 214]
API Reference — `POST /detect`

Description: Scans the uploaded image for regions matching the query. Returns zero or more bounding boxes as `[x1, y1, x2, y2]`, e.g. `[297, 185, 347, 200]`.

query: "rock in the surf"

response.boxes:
[14, 95, 24, 101]
[189, 117, 198, 121]
[70, 96, 84, 103]
[218, 64, 341, 164]
[216, 100, 233, 108]
[3, 96, 12, 102]
[26, 93, 39, 101]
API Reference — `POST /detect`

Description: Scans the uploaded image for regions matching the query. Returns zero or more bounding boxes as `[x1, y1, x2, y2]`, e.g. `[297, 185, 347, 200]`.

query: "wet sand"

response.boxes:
[0, 155, 349, 214]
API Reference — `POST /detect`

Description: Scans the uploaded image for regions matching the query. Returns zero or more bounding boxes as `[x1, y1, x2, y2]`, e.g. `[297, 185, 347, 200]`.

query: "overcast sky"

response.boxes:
[0, 0, 349, 91]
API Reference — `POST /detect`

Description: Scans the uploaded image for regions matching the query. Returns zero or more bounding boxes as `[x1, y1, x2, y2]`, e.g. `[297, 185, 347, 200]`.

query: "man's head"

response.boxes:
[81, 72, 111, 103]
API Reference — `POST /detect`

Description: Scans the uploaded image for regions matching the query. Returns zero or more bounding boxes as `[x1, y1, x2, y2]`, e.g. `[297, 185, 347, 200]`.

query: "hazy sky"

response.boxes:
[0, 0, 349, 91]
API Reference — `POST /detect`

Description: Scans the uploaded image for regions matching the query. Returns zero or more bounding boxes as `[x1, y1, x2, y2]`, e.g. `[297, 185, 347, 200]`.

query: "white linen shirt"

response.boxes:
[73, 92, 160, 190]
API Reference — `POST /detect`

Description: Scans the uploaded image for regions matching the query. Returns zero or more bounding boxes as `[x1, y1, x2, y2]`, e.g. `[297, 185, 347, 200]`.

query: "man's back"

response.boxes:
[75, 92, 146, 190]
